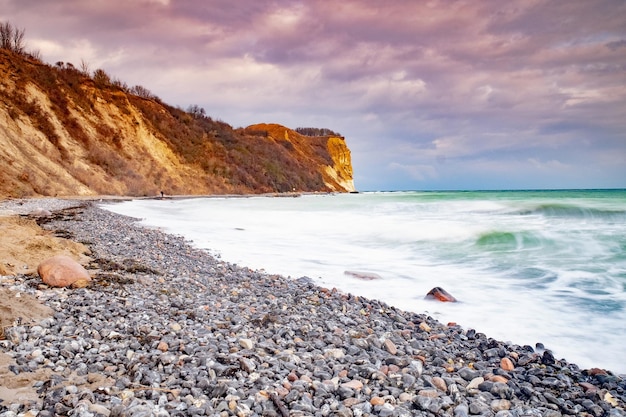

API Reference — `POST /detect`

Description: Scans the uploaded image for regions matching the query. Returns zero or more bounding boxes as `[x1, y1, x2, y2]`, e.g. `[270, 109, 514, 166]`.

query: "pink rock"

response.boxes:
[489, 375, 509, 384]
[388, 364, 400, 374]
[370, 396, 385, 406]
[37, 255, 91, 288]
[417, 389, 439, 398]
[341, 380, 363, 391]
[579, 382, 597, 393]
[588, 368, 608, 376]
[383, 339, 397, 355]
[432, 376, 447, 392]
[343, 398, 361, 407]
[500, 357, 515, 371]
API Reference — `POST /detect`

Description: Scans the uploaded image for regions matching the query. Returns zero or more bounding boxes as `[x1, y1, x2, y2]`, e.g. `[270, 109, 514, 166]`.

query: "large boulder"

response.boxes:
[37, 255, 91, 288]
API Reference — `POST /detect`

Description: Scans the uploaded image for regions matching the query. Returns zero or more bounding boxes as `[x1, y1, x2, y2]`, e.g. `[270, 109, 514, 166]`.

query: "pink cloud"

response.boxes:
[2, 0, 624, 189]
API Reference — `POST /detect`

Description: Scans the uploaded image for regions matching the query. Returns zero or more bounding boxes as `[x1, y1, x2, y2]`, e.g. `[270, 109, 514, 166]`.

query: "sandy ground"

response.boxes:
[0, 215, 90, 276]
[0, 213, 91, 330]
[0, 212, 91, 406]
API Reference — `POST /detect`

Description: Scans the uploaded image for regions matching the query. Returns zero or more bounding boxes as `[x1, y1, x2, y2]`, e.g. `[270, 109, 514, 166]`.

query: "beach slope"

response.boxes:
[0, 199, 624, 415]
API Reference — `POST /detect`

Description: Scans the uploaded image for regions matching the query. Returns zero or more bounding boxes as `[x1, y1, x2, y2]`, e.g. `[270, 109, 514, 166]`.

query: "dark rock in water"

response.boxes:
[425, 287, 457, 302]
[344, 270, 382, 280]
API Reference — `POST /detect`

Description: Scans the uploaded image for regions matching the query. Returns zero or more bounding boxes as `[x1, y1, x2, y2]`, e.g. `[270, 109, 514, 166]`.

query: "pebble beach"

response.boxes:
[0, 199, 625, 417]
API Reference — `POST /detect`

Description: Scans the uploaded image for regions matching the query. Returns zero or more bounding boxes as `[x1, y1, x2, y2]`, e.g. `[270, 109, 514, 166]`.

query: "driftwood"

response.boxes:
[270, 392, 289, 417]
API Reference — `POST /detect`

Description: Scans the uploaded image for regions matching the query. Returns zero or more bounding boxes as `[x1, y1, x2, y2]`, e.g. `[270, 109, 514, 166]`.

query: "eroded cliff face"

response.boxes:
[0, 50, 355, 197]
[326, 136, 355, 192]
[0, 74, 202, 197]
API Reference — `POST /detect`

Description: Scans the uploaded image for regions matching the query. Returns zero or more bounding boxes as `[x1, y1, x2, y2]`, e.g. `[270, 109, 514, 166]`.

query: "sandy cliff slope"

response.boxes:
[0, 49, 355, 197]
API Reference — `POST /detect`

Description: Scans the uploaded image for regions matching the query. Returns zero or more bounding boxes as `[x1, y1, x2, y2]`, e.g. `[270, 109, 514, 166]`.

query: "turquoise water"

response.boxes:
[103, 189, 626, 373]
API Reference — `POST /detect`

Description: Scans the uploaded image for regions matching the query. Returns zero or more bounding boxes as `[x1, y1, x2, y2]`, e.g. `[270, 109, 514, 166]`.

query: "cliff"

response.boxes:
[0, 49, 355, 197]
[245, 124, 355, 193]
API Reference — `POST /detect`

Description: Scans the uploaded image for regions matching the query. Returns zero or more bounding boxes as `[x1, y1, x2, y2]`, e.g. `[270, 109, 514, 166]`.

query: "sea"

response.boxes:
[102, 189, 626, 374]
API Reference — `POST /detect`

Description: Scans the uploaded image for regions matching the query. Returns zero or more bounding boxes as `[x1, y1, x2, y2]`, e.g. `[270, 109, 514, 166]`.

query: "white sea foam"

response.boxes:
[102, 190, 626, 374]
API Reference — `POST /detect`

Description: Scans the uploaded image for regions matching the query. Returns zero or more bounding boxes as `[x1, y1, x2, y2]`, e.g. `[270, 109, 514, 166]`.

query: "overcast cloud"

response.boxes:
[2, 0, 625, 190]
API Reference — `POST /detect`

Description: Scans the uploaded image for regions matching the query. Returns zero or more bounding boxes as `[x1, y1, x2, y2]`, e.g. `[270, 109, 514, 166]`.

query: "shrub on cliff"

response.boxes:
[295, 127, 341, 137]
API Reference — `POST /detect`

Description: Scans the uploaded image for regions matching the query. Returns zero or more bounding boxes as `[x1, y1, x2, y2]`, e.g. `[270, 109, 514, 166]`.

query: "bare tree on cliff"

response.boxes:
[79, 59, 91, 76]
[131, 85, 156, 100]
[0, 21, 26, 54]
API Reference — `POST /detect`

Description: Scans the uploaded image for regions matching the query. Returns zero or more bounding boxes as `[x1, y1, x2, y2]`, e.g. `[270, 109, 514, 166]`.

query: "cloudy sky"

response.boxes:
[3, 0, 625, 190]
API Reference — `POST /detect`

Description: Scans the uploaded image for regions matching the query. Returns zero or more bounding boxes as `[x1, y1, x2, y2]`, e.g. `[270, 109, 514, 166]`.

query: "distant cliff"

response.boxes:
[246, 124, 355, 193]
[0, 48, 355, 197]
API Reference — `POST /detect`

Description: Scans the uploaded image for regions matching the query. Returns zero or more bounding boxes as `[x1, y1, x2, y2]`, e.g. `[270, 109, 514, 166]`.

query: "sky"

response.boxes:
[2, 0, 625, 191]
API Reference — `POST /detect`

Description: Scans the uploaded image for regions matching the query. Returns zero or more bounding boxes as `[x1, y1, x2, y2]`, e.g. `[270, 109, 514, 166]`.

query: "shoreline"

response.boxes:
[0, 198, 625, 415]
